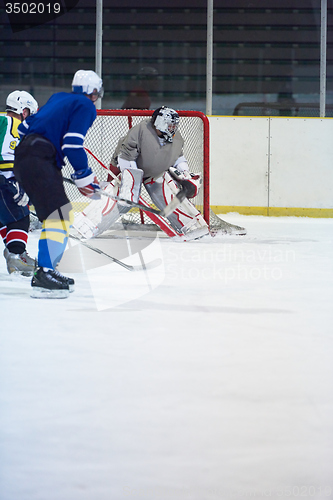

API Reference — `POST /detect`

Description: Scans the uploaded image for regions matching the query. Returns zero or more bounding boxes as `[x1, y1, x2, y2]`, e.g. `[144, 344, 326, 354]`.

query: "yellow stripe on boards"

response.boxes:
[268, 207, 333, 218]
[211, 206, 333, 218]
[211, 206, 269, 216]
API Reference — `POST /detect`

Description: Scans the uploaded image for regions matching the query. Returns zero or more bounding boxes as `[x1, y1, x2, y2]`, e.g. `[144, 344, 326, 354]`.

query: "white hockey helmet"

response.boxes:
[152, 106, 179, 142]
[71, 70, 104, 99]
[6, 90, 38, 115]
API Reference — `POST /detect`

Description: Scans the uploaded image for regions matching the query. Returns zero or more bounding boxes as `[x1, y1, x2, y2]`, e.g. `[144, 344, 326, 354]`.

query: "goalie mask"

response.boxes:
[72, 70, 104, 100]
[152, 106, 179, 143]
[6, 90, 38, 116]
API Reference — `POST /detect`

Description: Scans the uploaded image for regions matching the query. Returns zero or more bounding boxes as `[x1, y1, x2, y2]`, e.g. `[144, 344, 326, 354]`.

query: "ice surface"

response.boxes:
[0, 214, 332, 500]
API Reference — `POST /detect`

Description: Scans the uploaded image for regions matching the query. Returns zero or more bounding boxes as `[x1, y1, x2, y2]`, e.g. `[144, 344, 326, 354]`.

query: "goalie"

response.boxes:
[76, 106, 209, 240]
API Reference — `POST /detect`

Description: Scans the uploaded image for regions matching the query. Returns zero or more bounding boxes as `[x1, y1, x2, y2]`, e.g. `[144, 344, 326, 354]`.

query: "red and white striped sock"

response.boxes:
[0, 225, 7, 245]
[6, 228, 28, 255]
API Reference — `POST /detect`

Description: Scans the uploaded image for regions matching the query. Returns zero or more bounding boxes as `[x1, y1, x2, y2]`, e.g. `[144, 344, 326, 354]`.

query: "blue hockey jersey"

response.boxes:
[18, 92, 97, 172]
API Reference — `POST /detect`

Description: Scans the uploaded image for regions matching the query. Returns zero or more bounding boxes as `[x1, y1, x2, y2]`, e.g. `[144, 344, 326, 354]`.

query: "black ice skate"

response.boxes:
[31, 267, 70, 299]
[53, 269, 75, 292]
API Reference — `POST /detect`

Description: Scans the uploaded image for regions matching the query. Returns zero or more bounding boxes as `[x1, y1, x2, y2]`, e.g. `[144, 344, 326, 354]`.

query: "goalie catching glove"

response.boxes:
[71, 168, 100, 200]
[169, 166, 202, 199]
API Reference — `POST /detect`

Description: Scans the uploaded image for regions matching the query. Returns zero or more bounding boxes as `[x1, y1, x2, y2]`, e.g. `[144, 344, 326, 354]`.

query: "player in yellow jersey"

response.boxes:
[0, 90, 38, 276]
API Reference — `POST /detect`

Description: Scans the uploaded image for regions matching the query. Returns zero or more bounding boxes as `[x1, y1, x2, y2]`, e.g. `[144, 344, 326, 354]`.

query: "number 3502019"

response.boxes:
[6, 3, 61, 14]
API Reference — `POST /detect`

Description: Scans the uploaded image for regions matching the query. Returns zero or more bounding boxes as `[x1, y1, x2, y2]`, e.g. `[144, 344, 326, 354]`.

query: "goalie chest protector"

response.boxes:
[117, 120, 184, 180]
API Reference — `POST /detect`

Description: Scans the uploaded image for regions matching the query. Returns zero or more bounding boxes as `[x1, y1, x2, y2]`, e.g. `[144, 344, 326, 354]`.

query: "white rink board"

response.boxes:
[209, 116, 333, 211]
[209, 117, 269, 207]
[269, 118, 333, 208]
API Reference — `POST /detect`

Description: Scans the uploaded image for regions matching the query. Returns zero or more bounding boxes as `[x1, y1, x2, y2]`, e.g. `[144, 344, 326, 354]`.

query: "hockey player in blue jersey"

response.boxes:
[14, 69, 103, 298]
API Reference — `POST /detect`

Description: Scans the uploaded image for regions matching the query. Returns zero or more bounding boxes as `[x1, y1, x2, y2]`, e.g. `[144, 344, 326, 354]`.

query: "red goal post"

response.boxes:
[63, 108, 210, 227]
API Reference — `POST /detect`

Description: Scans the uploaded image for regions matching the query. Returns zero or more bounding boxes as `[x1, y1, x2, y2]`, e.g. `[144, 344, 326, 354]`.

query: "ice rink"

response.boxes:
[0, 214, 332, 500]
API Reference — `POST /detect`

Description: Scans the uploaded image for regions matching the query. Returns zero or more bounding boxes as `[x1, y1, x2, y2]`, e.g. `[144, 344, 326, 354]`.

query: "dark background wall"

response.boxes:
[1, 0, 332, 115]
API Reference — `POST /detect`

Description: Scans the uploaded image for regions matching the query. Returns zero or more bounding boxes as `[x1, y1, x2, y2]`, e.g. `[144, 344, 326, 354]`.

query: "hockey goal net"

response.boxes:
[62, 109, 245, 236]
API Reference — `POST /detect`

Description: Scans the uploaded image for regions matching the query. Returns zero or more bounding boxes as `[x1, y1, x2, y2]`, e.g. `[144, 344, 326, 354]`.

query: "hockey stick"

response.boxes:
[69, 233, 162, 272]
[28, 211, 159, 272]
[63, 177, 188, 218]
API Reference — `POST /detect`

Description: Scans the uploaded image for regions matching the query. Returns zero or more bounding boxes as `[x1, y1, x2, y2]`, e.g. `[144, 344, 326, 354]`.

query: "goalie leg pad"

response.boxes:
[144, 175, 183, 233]
[144, 172, 209, 239]
[118, 168, 143, 205]
[72, 182, 130, 239]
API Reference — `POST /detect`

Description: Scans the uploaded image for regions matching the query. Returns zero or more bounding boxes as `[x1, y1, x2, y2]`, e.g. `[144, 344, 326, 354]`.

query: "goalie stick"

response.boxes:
[63, 177, 188, 218]
[69, 233, 162, 272]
